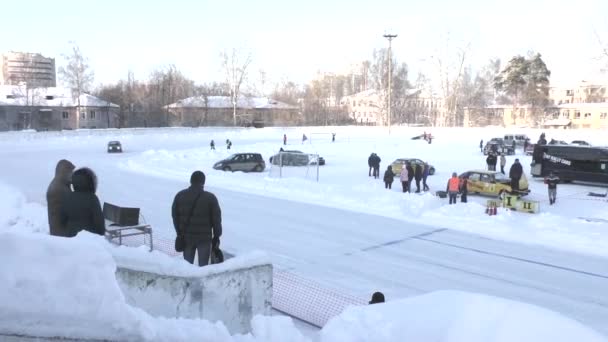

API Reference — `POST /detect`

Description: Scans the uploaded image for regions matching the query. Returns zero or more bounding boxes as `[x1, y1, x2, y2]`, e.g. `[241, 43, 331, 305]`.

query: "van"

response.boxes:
[530, 145, 608, 184]
[504, 134, 529, 147]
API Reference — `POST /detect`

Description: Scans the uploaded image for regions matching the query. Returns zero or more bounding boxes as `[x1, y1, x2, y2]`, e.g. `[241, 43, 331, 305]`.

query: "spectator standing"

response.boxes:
[332, 133, 336, 142]
[47, 159, 75, 237]
[486, 153, 497, 171]
[446, 172, 460, 205]
[460, 176, 469, 203]
[399, 164, 409, 193]
[283, 134, 287, 145]
[383, 166, 394, 189]
[60, 167, 105, 237]
[406, 163, 415, 193]
[368, 153, 374, 177]
[414, 163, 423, 193]
[500, 154, 506, 174]
[371, 154, 381, 179]
[544, 171, 560, 205]
[509, 159, 523, 192]
[479, 139, 484, 153]
[422, 163, 430, 191]
[172, 171, 223, 267]
[210, 140, 215, 150]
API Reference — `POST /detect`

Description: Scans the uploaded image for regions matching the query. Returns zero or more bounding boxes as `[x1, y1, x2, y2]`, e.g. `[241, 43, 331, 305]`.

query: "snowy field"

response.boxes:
[1, 126, 608, 338]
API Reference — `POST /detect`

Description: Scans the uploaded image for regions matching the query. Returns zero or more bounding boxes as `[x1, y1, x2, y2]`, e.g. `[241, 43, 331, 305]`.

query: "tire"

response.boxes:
[429, 168, 435, 175]
[254, 164, 263, 172]
[223, 166, 232, 172]
[498, 190, 506, 200]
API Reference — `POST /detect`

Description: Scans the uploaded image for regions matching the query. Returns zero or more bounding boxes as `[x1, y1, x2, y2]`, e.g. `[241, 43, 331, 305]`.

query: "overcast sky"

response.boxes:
[2, 0, 607, 90]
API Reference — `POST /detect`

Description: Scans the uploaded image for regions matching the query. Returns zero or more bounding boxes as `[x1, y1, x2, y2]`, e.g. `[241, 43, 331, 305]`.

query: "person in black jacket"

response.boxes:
[406, 163, 415, 193]
[460, 176, 468, 203]
[509, 159, 523, 192]
[368, 153, 374, 177]
[172, 171, 222, 267]
[486, 153, 497, 171]
[544, 171, 560, 205]
[414, 164, 423, 193]
[370, 153, 381, 179]
[383, 165, 394, 189]
[60, 167, 105, 237]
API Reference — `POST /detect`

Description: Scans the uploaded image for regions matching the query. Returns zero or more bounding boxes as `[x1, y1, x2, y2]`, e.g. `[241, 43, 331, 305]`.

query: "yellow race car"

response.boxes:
[459, 170, 530, 198]
[390, 158, 435, 176]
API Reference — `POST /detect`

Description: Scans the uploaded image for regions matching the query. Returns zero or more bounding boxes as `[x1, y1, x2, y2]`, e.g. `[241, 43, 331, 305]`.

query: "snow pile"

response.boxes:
[0, 182, 48, 234]
[321, 291, 607, 342]
[0, 231, 299, 342]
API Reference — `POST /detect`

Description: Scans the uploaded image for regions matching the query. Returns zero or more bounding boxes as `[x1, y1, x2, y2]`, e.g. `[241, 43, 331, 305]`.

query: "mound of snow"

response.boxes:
[0, 182, 48, 234]
[321, 290, 607, 342]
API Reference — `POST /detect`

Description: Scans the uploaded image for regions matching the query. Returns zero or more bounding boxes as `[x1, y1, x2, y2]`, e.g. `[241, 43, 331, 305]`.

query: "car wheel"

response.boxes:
[498, 190, 507, 200]
[254, 164, 263, 172]
[223, 166, 232, 172]
[429, 168, 435, 175]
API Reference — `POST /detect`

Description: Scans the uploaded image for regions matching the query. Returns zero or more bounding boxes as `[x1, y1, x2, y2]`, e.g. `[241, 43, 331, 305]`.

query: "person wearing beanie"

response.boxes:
[172, 170, 223, 266]
[369, 291, 385, 304]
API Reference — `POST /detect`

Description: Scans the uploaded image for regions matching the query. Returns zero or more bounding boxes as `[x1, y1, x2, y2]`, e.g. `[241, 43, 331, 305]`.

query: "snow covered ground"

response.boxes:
[1, 126, 608, 337]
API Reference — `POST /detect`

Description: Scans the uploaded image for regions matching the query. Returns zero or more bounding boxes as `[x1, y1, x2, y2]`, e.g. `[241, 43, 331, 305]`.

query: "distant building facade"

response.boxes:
[0, 52, 56, 87]
[164, 96, 301, 126]
[0, 85, 119, 131]
[550, 81, 608, 105]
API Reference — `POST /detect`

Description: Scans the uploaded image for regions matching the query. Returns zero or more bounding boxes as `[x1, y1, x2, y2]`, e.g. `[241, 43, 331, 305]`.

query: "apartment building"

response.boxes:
[0, 52, 56, 87]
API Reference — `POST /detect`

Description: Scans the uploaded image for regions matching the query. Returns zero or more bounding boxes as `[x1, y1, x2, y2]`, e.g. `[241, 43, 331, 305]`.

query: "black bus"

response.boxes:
[530, 145, 608, 184]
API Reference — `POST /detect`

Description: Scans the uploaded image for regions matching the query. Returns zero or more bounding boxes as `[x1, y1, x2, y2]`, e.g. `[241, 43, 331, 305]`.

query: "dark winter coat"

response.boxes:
[46, 159, 75, 237]
[545, 175, 559, 189]
[172, 185, 222, 244]
[460, 178, 469, 194]
[60, 167, 105, 237]
[370, 154, 381, 168]
[414, 164, 423, 181]
[422, 164, 429, 179]
[486, 154, 497, 166]
[406, 164, 415, 181]
[383, 167, 394, 183]
[509, 162, 523, 180]
[368, 155, 373, 167]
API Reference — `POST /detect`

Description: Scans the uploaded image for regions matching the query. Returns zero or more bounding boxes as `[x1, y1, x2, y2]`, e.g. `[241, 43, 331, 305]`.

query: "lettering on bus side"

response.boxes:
[543, 153, 572, 166]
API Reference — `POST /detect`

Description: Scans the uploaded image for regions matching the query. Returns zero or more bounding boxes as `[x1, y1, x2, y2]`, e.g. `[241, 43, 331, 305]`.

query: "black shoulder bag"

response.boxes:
[175, 192, 201, 252]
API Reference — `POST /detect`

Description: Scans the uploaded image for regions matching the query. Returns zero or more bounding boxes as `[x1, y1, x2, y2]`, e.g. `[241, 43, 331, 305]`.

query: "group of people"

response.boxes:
[485, 153, 509, 174]
[46, 159, 223, 268]
[446, 172, 468, 204]
[392, 162, 430, 193]
[46, 159, 106, 238]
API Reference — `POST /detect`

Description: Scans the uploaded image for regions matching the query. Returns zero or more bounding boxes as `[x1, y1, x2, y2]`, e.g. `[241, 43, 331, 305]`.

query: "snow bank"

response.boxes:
[321, 290, 607, 342]
[0, 182, 48, 234]
[0, 230, 298, 342]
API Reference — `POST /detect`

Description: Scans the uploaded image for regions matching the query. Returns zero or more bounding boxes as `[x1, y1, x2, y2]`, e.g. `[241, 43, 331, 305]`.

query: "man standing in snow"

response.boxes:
[446, 172, 460, 205]
[480, 139, 483, 153]
[406, 162, 415, 192]
[486, 153, 497, 171]
[544, 171, 560, 205]
[283, 134, 287, 145]
[383, 166, 394, 189]
[414, 163, 423, 193]
[509, 159, 523, 192]
[422, 163, 430, 191]
[210, 140, 215, 150]
[47, 159, 75, 237]
[172, 171, 222, 267]
[368, 153, 374, 177]
[499, 154, 506, 174]
[371, 154, 381, 179]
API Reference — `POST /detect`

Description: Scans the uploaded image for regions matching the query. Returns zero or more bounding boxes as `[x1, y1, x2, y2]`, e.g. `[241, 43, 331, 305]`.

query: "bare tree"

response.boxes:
[59, 42, 94, 129]
[221, 48, 252, 126]
[433, 36, 469, 126]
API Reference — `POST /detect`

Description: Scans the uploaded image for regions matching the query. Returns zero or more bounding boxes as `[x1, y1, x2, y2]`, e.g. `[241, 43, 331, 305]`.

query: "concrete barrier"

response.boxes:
[116, 262, 273, 334]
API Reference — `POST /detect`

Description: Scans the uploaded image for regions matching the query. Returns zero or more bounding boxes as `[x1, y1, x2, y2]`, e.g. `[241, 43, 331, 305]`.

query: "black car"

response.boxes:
[107, 141, 123, 153]
[213, 153, 266, 172]
[269, 150, 325, 166]
[483, 141, 514, 155]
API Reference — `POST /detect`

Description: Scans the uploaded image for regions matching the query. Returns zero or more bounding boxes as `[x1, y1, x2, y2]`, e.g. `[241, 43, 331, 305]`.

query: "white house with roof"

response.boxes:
[164, 95, 300, 126]
[0, 85, 119, 131]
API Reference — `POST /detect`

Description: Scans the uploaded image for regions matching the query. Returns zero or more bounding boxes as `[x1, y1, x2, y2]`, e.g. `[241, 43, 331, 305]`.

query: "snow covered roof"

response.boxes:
[164, 96, 297, 110]
[0, 85, 118, 108]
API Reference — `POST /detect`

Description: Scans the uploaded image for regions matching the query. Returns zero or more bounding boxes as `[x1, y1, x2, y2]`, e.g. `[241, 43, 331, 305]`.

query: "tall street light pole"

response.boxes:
[383, 33, 397, 134]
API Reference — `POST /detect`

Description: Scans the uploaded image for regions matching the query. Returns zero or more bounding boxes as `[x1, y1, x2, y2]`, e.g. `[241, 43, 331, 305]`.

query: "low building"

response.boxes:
[164, 96, 301, 126]
[340, 89, 444, 126]
[0, 85, 119, 131]
[547, 103, 608, 129]
[464, 105, 550, 128]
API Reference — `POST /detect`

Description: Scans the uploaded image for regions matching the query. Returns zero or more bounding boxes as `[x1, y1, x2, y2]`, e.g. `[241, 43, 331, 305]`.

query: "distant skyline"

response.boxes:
[2, 0, 608, 91]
